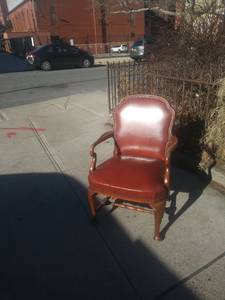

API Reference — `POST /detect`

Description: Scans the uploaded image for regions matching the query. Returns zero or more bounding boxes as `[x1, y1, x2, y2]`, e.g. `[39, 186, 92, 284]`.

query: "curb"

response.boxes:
[172, 151, 225, 192]
[211, 164, 225, 190]
[95, 56, 132, 65]
[94, 54, 129, 59]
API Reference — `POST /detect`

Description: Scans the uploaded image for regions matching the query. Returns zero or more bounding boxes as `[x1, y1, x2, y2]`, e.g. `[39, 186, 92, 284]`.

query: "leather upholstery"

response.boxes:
[113, 95, 175, 160]
[89, 95, 175, 201]
[88, 95, 176, 240]
[89, 156, 167, 202]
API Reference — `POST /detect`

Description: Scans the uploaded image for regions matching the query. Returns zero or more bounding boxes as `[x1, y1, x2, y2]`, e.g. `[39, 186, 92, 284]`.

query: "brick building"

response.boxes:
[3, 0, 145, 55]
[0, 0, 8, 26]
[0, 0, 9, 51]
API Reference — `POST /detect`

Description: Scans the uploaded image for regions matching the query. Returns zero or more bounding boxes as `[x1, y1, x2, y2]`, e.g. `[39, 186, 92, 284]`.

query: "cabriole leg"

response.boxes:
[151, 200, 166, 241]
[88, 190, 97, 218]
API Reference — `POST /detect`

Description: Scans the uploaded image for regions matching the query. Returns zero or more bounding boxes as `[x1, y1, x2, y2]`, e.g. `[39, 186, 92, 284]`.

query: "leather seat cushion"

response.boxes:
[89, 156, 168, 202]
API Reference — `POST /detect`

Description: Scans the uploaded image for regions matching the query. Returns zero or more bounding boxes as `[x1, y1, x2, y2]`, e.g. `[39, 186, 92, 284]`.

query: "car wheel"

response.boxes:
[40, 60, 52, 71]
[82, 58, 91, 68]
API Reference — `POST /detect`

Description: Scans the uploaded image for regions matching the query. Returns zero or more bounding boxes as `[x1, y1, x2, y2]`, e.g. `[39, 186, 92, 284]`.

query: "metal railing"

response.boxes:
[107, 61, 220, 126]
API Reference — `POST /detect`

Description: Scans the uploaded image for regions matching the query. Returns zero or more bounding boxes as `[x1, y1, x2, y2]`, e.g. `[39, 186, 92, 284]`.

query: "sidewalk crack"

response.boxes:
[153, 251, 225, 299]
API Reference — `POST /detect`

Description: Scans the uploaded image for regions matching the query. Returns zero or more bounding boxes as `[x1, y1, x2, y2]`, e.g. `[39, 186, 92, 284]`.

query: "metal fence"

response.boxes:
[107, 61, 220, 126]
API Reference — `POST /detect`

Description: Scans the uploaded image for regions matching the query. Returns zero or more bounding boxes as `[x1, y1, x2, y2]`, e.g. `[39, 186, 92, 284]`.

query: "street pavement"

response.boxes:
[0, 68, 225, 300]
[95, 55, 132, 65]
[0, 66, 107, 109]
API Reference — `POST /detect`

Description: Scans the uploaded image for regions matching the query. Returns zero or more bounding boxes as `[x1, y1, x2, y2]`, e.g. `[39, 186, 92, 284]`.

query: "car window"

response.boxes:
[61, 47, 69, 53]
[32, 45, 48, 53]
[54, 46, 63, 53]
[133, 40, 143, 47]
[69, 46, 79, 54]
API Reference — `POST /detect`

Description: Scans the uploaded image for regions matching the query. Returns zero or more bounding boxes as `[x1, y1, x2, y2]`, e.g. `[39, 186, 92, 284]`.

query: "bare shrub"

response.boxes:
[200, 79, 225, 167]
[108, 1, 225, 165]
[151, 1, 225, 81]
[149, 1, 225, 165]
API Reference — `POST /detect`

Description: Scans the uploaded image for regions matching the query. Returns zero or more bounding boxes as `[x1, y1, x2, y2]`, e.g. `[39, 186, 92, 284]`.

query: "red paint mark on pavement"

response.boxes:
[0, 127, 46, 138]
[0, 127, 46, 132]
[7, 132, 17, 138]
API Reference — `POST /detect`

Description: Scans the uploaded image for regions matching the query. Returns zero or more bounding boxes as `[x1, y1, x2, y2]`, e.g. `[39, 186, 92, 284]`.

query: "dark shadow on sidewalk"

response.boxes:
[160, 118, 215, 239]
[0, 172, 198, 300]
[0, 53, 34, 74]
[161, 163, 214, 240]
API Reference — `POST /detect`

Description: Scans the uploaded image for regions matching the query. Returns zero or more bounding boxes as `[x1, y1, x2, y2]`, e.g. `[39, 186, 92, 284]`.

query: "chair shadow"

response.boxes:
[161, 160, 215, 240]
[161, 117, 215, 239]
[0, 172, 199, 300]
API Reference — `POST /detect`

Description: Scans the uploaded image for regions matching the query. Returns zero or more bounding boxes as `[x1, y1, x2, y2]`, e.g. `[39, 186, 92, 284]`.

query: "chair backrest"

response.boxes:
[113, 95, 175, 160]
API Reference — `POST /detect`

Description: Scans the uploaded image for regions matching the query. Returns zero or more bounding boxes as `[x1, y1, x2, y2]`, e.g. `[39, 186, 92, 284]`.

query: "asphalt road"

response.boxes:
[0, 66, 107, 109]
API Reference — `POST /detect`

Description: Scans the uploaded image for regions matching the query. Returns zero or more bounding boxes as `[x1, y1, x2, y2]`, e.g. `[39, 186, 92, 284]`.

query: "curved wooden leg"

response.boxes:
[150, 200, 166, 241]
[88, 190, 97, 218]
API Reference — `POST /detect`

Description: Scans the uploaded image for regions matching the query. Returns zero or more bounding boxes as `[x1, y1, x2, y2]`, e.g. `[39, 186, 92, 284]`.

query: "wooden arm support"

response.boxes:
[89, 130, 114, 171]
[164, 135, 178, 188]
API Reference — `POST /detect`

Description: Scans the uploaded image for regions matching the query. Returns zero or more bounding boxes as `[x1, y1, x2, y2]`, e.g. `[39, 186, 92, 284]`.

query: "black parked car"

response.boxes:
[26, 44, 94, 71]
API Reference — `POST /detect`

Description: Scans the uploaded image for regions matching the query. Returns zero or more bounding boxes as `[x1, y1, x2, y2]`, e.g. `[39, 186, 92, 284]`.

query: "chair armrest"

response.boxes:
[166, 135, 178, 163]
[164, 135, 178, 188]
[89, 130, 114, 171]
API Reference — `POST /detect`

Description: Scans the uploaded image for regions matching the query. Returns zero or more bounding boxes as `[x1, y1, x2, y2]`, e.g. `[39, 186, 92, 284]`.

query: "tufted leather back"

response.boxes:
[113, 95, 175, 160]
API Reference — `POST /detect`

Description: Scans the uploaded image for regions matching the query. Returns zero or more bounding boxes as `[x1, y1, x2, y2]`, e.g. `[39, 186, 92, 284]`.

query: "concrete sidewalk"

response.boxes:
[95, 55, 132, 65]
[0, 89, 225, 299]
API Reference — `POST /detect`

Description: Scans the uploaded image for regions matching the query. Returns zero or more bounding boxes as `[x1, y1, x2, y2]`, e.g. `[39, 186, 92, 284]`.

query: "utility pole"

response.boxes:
[92, 0, 98, 55]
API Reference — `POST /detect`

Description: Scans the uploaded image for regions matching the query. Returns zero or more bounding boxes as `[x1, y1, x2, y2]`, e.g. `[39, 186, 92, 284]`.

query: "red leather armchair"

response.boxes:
[88, 95, 177, 240]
